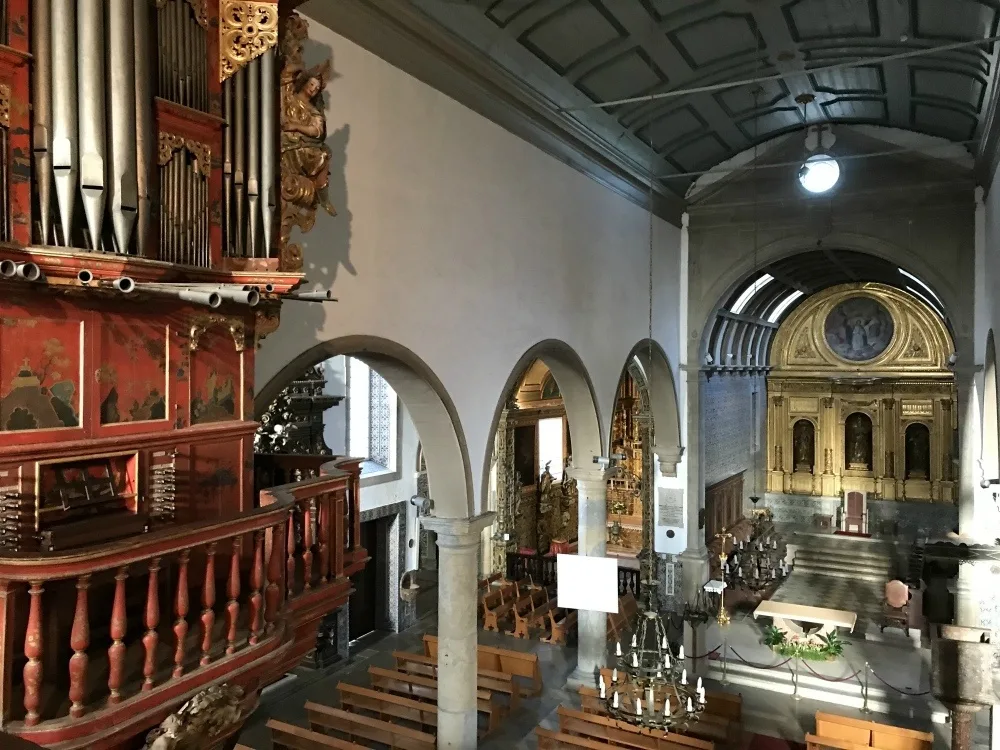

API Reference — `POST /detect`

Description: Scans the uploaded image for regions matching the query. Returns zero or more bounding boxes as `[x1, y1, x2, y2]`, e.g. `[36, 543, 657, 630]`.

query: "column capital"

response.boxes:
[655, 445, 684, 477]
[566, 466, 610, 492]
[421, 512, 496, 546]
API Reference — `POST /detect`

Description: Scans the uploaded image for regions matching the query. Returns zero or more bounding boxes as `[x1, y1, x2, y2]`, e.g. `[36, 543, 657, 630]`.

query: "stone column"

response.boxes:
[419, 512, 495, 749]
[566, 466, 610, 685]
[955, 365, 992, 543]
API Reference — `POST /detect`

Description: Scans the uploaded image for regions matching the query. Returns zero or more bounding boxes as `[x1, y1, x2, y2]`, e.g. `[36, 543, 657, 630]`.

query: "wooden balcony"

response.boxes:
[0, 458, 365, 750]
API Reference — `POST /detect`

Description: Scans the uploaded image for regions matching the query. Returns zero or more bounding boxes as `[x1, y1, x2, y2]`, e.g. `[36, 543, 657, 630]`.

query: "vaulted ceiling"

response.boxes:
[306, 0, 1000, 220]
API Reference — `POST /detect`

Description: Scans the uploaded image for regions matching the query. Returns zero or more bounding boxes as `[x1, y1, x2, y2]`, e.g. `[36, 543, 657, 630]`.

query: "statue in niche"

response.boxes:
[905, 423, 931, 480]
[845, 412, 873, 470]
[793, 419, 815, 473]
[279, 13, 336, 272]
[536, 463, 555, 551]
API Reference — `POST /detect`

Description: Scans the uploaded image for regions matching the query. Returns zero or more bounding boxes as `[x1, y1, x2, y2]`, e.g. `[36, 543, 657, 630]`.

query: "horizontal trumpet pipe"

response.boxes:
[286, 290, 337, 301]
[133, 283, 221, 308]
[77, 269, 93, 284]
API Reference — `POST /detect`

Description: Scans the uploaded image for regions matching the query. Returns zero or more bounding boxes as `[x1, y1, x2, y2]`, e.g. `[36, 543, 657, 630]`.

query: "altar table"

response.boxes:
[753, 601, 857, 642]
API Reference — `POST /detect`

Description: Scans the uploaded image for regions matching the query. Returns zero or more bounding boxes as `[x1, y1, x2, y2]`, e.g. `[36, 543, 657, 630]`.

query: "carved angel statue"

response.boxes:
[279, 13, 336, 270]
[142, 684, 245, 750]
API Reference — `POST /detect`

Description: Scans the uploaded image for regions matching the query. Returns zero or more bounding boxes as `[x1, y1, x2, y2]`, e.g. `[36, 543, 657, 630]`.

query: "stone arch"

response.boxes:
[480, 340, 604, 505]
[695, 233, 959, 363]
[619, 339, 683, 476]
[255, 336, 474, 519]
[983, 329, 999, 483]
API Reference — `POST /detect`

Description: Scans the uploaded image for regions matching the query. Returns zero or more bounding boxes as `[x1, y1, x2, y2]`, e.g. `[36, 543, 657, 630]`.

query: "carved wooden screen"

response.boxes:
[705, 472, 744, 544]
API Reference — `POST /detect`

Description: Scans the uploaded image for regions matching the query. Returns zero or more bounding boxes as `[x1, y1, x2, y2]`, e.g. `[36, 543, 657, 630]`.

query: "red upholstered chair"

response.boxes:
[881, 579, 910, 632]
[844, 491, 865, 533]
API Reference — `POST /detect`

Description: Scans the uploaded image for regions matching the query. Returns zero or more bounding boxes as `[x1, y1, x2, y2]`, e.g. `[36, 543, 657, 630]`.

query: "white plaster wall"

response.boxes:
[986, 167, 1000, 354]
[256, 22, 683, 514]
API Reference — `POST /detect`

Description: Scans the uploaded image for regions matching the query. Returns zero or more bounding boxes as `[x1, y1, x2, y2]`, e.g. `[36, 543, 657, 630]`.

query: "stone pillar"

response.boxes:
[419, 513, 495, 749]
[566, 466, 610, 685]
[955, 366, 993, 543]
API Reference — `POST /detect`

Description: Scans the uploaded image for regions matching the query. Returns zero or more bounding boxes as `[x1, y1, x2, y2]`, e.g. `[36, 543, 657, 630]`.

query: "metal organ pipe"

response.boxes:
[247, 58, 261, 257]
[77, 0, 107, 250]
[108, 0, 138, 253]
[134, 0, 154, 256]
[233, 68, 246, 256]
[31, 0, 52, 245]
[51, 0, 77, 246]
[223, 77, 233, 256]
[260, 49, 276, 258]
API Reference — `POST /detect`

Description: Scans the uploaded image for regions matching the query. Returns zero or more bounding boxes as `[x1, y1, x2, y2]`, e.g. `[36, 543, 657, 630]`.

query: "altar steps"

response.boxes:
[789, 534, 896, 583]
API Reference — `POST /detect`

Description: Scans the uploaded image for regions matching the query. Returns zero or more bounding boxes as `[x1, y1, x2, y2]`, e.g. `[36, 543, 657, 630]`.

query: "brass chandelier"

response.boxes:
[597, 173, 706, 733]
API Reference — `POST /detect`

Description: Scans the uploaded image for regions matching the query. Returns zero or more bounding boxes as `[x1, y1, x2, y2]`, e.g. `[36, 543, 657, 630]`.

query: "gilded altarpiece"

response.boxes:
[766, 283, 955, 503]
[606, 366, 649, 555]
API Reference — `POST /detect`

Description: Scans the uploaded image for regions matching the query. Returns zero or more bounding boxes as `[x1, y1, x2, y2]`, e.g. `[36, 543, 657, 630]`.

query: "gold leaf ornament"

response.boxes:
[219, 1, 279, 81]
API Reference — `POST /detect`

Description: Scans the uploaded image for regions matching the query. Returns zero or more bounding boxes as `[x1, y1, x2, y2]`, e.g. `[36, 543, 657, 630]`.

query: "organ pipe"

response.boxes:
[247, 58, 261, 257]
[50, 0, 77, 247]
[77, 0, 106, 250]
[223, 76, 233, 255]
[233, 68, 246, 255]
[108, 0, 138, 253]
[260, 49, 276, 257]
[31, 0, 52, 245]
[134, 0, 154, 256]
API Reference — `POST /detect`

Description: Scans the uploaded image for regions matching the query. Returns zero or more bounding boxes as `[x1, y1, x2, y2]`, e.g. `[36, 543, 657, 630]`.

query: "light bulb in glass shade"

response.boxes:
[798, 154, 841, 194]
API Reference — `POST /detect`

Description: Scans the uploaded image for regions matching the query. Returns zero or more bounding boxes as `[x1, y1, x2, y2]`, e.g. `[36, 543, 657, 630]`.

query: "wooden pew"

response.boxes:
[580, 684, 739, 748]
[337, 681, 500, 736]
[543, 606, 578, 645]
[509, 587, 555, 638]
[479, 572, 502, 591]
[266, 719, 367, 750]
[392, 650, 520, 711]
[368, 666, 503, 732]
[538, 725, 635, 749]
[607, 593, 639, 642]
[423, 633, 543, 696]
[806, 736, 884, 750]
[813, 712, 933, 750]
[305, 701, 435, 750]
[557, 705, 714, 750]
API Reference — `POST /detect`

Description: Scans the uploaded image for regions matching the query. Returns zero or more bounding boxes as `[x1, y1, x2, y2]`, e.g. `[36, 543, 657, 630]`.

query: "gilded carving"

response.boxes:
[189, 314, 246, 352]
[253, 307, 281, 349]
[158, 133, 211, 177]
[0, 83, 9, 129]
[219, 1, 279, 81]
[186, 0, 208, 29]
[278, 12, 335, 272]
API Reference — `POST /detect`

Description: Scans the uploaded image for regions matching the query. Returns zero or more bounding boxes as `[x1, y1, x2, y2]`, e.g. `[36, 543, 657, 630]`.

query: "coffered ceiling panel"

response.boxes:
[351, 0, 999, 201]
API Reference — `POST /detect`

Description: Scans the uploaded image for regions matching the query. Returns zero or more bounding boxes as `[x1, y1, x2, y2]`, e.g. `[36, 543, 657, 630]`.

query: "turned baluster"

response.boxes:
[143, 558, 161, 690]
[225, 537, 241, 655]
[108, 566, 129, 704]
[248, 530, 265, 645]
[286, 512, 296, 598]
[23, 581, 44, 727]
[302, 500, 314, 589]
[317, 495, 330, 584]
[200, 543, 217, 666]
[173, 549, 191, 678]
[68, 576, 91, 718]
[265, 522, 284, 632]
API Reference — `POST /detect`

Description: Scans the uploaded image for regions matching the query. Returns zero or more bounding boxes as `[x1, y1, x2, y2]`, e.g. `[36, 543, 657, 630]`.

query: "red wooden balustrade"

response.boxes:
[0, 457, 364, 749]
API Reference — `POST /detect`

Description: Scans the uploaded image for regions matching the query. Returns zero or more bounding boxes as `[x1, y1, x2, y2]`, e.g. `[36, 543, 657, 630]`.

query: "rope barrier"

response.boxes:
[868, 666, 931, 696]
[801, 661, 862, 682]
[729, 646, 791, 670]
[690, 645, 722, 660]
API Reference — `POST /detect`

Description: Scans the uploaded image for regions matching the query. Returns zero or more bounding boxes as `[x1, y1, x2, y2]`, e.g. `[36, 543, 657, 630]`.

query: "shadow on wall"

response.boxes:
[279, 38, 356, 358]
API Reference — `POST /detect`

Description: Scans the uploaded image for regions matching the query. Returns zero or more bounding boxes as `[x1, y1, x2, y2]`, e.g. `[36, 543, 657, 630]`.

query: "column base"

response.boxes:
[435, 706, 478, 749]
[565, 665, 600, 692]
[678, 546, 711, 605]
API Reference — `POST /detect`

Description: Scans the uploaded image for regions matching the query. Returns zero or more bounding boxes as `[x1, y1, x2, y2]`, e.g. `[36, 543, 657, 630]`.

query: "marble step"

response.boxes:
[704, 657, 947, 724]
[792, 553, 894, 572]
[792, 544, 895, 561]
[789, 561, 892, 582]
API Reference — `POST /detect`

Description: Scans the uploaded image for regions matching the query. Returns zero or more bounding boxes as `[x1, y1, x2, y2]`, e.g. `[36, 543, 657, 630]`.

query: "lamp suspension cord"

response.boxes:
[645, 171, 656, 596]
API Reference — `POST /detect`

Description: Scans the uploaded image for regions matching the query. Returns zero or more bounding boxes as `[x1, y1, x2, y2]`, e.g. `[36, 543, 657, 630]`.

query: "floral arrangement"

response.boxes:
[762, 625, 844, 661]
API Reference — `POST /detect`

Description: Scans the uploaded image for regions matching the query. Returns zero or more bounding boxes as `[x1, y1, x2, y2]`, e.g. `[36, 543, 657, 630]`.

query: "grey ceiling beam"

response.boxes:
[877, 0, 913, 127]
[821, 246, 860, 281]
[304, 0, 686, 224]
[502, 0, 570, 39]
[600, 1, 748, 149]
[717, 309, 779, 329]
[767, 269, 812, 295]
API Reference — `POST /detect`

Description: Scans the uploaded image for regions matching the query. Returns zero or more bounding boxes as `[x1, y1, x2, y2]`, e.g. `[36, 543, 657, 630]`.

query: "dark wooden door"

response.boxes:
[349, 520, 379, 641]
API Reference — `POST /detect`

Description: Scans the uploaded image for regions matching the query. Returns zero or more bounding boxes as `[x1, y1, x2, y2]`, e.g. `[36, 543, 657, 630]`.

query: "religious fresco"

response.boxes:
[97, 321, 168, 424]
[189, 327, 238, 425]
[0, 317, 81, 431]
[824, 296, 894, 362]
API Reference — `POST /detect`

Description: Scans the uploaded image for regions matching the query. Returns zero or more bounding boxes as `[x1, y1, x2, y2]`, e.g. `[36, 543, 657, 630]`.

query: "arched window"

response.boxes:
[845, 412, 873, 470]
[792, 419, 815, 474]
[984, 330, 999, 484]
[905, 423, 931, 480]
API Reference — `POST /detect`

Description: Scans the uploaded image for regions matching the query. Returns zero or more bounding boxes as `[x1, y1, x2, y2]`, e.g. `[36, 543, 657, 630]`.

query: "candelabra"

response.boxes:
[723, 517, 787, 593]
